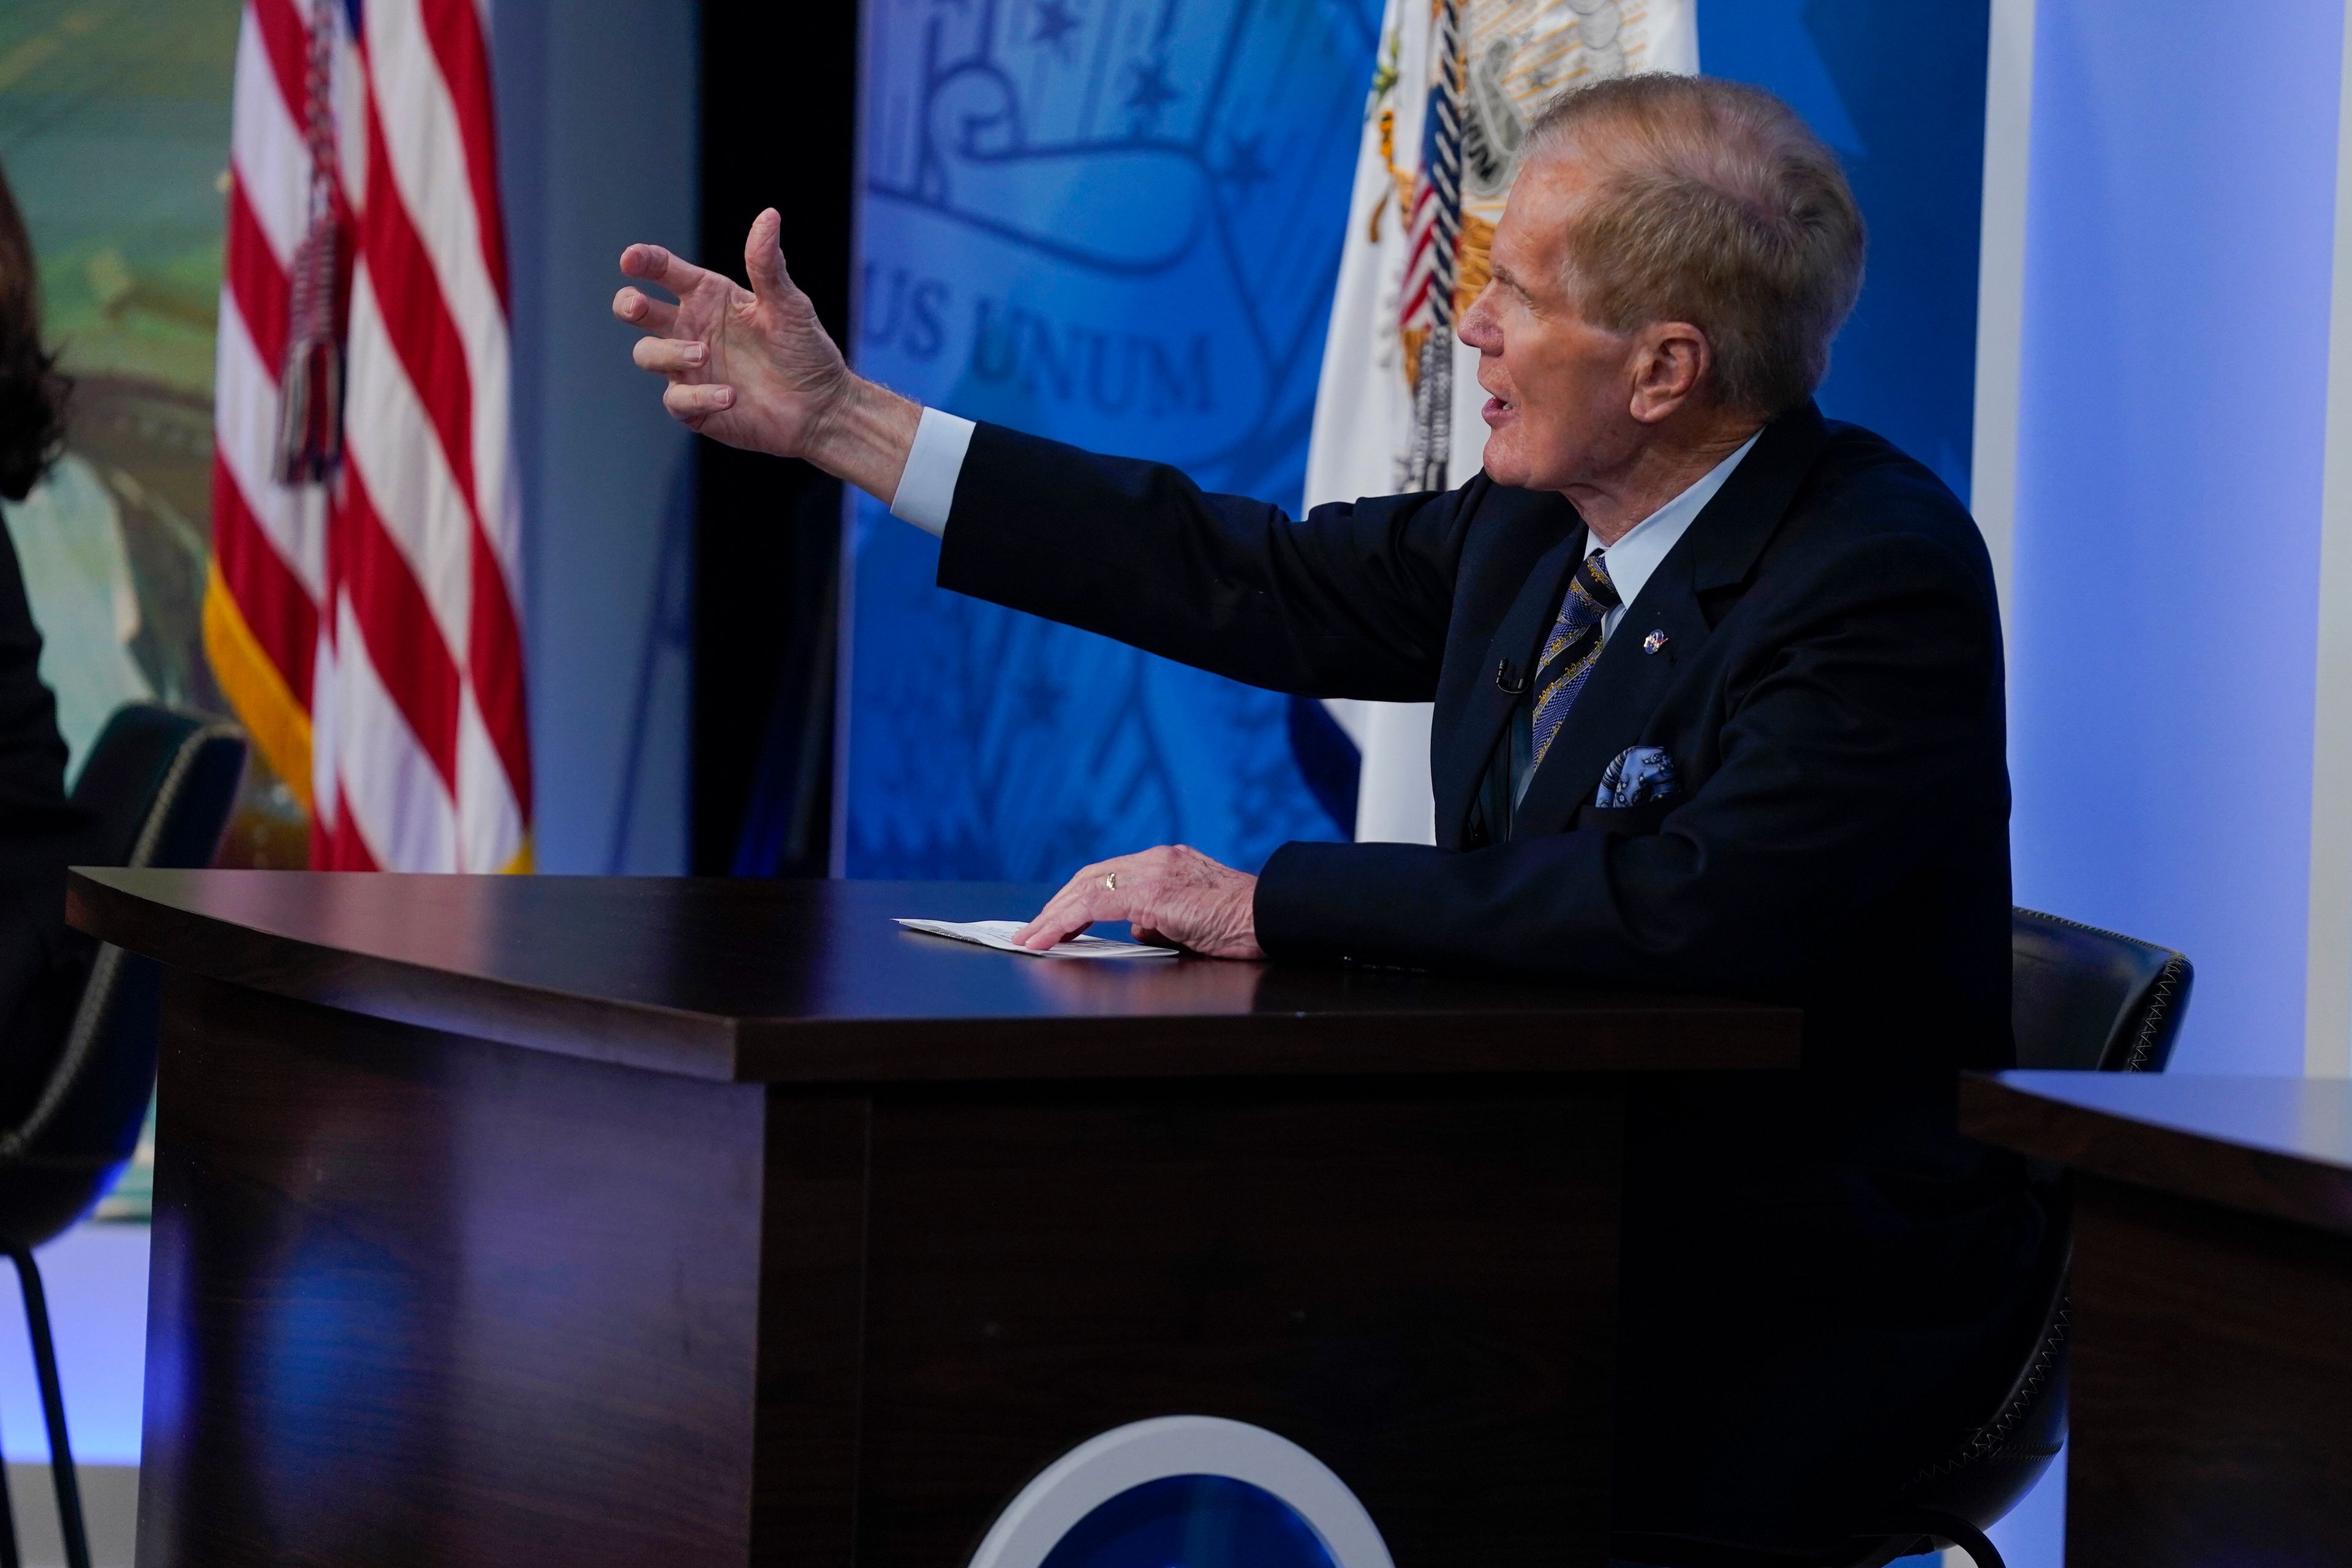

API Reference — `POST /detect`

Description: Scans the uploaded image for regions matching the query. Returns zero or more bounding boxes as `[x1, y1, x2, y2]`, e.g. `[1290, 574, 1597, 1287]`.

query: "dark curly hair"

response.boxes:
[0, 161, 67, 503]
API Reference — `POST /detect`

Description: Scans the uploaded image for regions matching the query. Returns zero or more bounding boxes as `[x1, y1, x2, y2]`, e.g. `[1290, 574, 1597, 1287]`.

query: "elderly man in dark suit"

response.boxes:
[616, 74, 2043, 1564]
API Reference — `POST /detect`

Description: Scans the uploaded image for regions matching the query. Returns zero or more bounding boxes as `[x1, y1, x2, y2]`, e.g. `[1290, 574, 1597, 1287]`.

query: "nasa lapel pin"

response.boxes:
[1642, 628, 1670, 656]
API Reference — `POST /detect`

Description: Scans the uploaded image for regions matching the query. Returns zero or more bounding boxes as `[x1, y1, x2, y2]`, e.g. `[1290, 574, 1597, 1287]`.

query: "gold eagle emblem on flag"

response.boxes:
[1366, 0, 1684, 481]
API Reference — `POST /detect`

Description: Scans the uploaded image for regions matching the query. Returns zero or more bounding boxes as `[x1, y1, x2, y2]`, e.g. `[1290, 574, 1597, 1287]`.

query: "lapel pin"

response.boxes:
[1642, 629, 1669, 655]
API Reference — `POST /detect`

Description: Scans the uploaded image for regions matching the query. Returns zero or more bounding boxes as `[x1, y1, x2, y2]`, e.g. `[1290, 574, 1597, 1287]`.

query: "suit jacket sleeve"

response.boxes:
[935, 421, 1473, 701]
[1255, 529, 2005, 992]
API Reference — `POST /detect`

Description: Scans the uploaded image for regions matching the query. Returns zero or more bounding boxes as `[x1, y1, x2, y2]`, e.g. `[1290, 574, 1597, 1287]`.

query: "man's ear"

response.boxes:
[1627, 322, 1711, 425]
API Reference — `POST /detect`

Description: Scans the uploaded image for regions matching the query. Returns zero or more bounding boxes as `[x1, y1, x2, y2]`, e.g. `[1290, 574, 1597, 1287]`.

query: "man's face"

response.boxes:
[1456, 151, 1643, 492]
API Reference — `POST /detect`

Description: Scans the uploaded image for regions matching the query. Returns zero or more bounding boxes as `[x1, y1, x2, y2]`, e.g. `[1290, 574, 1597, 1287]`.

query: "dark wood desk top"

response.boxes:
[1962, 1070, 2352, 1237]
[69, 869, 1801, 1085]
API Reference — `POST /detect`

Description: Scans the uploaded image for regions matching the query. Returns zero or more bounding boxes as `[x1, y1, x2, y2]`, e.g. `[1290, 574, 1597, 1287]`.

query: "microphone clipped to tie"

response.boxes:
[1494, 657, 1529, 696]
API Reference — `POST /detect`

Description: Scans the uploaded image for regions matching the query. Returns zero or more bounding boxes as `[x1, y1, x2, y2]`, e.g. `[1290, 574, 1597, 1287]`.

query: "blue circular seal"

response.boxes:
[1040, 1474, 1338, 1568]
[968, 1416, 1393, 1568]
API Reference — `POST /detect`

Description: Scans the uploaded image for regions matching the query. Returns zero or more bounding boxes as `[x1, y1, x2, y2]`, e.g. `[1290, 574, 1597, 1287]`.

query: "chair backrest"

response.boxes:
[0, 705, 246, 1245]
[70, 703, 249, 871]
[2010, 908, 2192, 1074]
[1891, 911, 2195, 1566]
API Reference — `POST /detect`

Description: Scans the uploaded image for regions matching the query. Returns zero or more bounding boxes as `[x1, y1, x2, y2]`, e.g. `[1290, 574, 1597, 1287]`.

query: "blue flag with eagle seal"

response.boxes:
[840, 0, 1381, 879]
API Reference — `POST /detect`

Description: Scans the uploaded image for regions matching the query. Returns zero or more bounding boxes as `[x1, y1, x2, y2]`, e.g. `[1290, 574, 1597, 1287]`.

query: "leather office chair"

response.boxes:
[0, 704, 245, 1568]
[2008, 908, 2191, 1073]
[1621, 909, 2193, 1568]
[1853, 909, 2192, 1568]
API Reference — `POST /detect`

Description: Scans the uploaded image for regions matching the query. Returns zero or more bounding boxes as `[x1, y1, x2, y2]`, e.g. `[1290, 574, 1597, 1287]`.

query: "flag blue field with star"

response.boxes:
[840, 0, 1379, 880]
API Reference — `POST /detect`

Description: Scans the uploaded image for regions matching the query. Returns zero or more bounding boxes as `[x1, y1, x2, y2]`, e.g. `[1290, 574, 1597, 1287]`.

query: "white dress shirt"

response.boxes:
[1581, 429, 1760, 641]
[888, 408, 978, 535]
[1507, 429, 1760, 807]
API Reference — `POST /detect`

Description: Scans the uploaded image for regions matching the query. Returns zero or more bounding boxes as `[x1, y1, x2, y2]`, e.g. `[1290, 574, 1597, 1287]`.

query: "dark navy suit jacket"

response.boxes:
[937, 401, 2048, 1555]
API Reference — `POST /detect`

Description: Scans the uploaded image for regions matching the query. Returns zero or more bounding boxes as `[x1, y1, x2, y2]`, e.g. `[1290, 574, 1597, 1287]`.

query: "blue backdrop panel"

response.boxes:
[1697, 0, 1990, 502]
[842, 0, 1380, 880]
[2008, 0, 2345, 1076]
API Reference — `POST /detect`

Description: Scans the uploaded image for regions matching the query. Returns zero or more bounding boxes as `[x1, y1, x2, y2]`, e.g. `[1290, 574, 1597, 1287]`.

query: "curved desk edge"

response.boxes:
[69, 866, 750, 1081]
[68, 867, 1803, 1086]
[1961, 1071, 2352, 1238]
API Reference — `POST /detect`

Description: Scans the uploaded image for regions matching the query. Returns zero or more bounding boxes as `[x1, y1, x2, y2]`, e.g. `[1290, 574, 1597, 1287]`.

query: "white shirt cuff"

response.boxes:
[888, 407, 976, 537]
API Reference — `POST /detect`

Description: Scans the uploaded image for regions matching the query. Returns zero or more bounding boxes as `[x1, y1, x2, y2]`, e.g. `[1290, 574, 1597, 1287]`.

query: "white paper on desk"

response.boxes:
[895, 918, 1178, 959]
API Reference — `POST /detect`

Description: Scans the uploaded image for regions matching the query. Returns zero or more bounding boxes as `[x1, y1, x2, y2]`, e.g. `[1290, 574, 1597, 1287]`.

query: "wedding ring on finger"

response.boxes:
[1104, 872, 1118, 892]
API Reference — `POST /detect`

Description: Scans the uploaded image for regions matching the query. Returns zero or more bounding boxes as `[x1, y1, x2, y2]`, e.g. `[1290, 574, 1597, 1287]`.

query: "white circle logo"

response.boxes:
[968, 1416, 1396, 1568]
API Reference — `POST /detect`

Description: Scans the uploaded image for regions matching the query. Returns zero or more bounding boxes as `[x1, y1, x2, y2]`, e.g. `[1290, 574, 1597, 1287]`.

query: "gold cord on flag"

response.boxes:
[271, 0, 347, 484]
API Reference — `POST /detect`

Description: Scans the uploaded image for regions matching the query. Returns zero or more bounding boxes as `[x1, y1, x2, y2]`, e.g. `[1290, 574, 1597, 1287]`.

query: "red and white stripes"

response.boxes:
[207, 0, 530, 872]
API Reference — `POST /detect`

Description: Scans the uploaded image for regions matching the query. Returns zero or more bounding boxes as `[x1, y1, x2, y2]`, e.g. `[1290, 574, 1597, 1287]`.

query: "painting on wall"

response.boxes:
[0, 0, 303, 868]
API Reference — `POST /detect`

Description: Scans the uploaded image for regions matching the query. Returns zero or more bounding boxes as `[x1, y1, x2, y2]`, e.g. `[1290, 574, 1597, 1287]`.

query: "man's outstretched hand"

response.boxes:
[1014, 844, 1264, 960]
[622, 220, 1259, 963]
[614, 209, 918, 499]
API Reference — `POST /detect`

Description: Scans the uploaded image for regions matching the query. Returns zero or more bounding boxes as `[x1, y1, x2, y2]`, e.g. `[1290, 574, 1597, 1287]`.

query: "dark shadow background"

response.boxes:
[693, 2, 858, 875]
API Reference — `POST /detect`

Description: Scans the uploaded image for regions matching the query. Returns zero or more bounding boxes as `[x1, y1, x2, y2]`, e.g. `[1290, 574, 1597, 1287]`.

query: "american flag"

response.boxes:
[205, 0, 531, 872]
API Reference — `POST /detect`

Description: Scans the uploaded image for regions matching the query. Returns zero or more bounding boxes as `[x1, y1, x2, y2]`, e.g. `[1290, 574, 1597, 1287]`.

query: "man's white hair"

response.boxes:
[1526, 74, 1866, 417]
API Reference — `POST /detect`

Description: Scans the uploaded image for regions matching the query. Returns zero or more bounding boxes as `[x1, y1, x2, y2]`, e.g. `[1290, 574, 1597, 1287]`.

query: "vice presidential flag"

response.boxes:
[1305, 0, 1697, 844]
[206, 0, 531, 872]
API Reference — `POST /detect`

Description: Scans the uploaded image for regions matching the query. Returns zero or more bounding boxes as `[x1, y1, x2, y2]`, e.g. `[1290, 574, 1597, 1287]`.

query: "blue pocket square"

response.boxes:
[1596, 745, 1679, 810]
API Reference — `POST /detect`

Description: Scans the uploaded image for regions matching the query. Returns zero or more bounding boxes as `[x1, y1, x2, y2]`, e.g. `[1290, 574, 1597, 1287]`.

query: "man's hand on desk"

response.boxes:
[613, 209, 920, 501]
[1015, 845, 1265, 960]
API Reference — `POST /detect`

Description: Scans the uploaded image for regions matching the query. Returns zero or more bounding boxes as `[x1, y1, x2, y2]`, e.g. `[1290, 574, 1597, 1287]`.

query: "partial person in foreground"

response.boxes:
[0, 160, 91, 1125]
[616, 75, 2044, 1562]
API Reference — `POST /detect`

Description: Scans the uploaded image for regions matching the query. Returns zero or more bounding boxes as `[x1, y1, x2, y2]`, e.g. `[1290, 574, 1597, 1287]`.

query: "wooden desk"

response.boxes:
[1962, 1070, 2352, 1568]
[72, 869, 1798, 1568]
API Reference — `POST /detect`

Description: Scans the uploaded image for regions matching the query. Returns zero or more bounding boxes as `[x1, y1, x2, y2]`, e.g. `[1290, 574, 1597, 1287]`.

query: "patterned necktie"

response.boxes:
[1531, 550, 1621, 769]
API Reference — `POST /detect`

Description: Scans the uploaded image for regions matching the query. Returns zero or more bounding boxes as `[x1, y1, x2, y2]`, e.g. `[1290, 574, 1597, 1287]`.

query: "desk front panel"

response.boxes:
[848, 1079, 1620, 1564]
[139, 972, 772, 1567]
[141, 971, 1631, 1567]
[2068, 1174, 2352, 1568]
